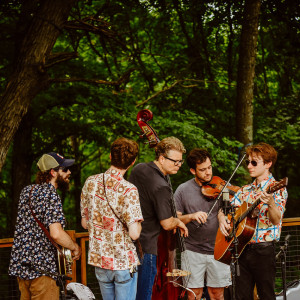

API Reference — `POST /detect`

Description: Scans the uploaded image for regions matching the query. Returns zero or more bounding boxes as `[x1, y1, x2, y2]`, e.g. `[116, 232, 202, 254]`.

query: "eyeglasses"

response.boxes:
[245, 159, 259, 167]
[163, 156, 184, 166]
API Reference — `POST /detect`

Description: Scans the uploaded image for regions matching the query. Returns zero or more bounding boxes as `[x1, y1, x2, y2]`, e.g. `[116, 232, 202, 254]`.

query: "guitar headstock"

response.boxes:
[137, 109, 160, 148]
[267, 177, 288, 194]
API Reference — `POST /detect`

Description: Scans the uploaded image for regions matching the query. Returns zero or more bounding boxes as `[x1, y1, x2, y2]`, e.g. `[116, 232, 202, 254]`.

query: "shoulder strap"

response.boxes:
[102, 174, 128, 230]
[28, 185, 63, 255]
[102, 174, 143, 259]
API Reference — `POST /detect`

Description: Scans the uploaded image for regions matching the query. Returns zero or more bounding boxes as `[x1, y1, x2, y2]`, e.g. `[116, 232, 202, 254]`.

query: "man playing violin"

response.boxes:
[129, 136, 188, 300]
[174, 148, 231, 300]
[218, 142, 288, 300]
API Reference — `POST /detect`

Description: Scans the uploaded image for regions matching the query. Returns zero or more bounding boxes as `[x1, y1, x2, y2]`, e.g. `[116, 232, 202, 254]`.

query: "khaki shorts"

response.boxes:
[17, 276, 59, 300]
[182, 250, 231, 288]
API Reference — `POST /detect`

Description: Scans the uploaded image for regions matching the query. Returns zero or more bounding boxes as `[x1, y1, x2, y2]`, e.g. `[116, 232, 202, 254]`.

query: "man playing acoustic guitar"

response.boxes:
[218, 142, 288, 300]
[9, 152, 81, 300]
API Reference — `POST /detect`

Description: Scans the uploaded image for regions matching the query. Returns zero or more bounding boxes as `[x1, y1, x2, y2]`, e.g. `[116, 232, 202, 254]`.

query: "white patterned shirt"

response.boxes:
[81, 168, 143, 270]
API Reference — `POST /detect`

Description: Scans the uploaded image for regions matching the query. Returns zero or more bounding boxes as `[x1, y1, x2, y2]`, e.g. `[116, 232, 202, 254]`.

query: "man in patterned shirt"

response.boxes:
[81, 137, 143, 300]
[218, 142, 288, 300]
[9, 152, 81, 300]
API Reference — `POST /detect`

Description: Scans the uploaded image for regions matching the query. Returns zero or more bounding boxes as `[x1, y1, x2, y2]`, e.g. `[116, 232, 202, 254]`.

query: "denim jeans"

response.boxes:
[95, 267, 138, 300]
[136, 253, 157, 300]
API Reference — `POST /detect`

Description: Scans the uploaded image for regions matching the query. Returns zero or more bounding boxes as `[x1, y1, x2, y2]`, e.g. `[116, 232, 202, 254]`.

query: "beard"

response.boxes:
[56, 173, 70, 192]
[198, 174, 212, 185]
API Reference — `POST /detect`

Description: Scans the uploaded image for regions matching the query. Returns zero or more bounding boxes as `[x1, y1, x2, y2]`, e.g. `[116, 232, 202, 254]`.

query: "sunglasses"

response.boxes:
[53, 166, 70, 173]
[245, 159, 258, 167]
[163, 156, 184, 166]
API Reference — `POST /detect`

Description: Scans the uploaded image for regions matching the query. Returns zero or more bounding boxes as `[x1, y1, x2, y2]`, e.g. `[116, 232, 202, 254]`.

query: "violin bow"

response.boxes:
[206, 150, 247, 217]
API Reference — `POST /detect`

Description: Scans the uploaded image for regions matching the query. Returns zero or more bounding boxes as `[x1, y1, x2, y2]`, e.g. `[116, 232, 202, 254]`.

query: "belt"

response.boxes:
[246, 241, 275, 249]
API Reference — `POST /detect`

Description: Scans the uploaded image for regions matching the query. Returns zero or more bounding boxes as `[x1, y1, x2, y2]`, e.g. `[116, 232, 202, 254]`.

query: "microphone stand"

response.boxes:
[222, 190, 239, 300]
[224, 200, 240, 300]
[276, 235, 291, 300]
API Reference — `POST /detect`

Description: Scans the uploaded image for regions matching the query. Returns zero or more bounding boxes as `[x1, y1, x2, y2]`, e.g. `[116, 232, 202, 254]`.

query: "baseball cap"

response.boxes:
[37, 152, 75, 172]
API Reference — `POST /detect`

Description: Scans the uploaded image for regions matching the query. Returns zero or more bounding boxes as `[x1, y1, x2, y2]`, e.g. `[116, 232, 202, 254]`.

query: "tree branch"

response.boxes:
[65, 16, 116, 37]
[49, 68, 135, 86]
[45, 51, 78, 68]
[136, 79, 235, 107]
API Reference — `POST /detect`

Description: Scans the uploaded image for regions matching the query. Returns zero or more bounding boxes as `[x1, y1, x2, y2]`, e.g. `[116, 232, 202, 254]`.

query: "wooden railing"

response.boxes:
[1, 217, 300, 287]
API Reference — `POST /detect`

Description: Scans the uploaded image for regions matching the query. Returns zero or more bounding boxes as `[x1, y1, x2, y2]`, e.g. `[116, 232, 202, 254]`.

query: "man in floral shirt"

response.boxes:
[81, 137, 143, 300]
[9, 152, 81, 300]
[218, 143, 288, 300]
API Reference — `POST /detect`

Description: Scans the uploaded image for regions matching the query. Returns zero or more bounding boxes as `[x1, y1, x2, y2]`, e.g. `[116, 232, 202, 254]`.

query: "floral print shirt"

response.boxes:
[9, 183, 66, 279]
[81, 168, 143, 270]
[231, 174, 287, 243]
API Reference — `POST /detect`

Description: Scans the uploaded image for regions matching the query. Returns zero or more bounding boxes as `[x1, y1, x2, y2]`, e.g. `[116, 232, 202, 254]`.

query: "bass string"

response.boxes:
[167, 175, 191, 290]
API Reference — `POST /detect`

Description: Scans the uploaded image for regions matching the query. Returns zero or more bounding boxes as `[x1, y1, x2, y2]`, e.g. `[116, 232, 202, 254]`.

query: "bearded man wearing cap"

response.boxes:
[9, 152, 81, 300]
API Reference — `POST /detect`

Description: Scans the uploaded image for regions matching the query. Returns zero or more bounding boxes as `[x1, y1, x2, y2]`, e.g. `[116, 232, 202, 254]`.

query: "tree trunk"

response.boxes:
[10, 112, 34, 234]
[236, 0, 261, 144]
[70, 135, 82, 230]
[0, 0, 76, 172]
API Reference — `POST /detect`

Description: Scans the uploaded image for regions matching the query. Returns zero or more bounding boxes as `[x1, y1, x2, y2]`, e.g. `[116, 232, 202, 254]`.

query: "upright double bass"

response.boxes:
[136, 109, 191, 300]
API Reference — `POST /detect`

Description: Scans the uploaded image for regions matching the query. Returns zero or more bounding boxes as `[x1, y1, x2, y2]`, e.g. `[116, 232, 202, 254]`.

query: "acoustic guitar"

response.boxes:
[214, 177, 288, 265]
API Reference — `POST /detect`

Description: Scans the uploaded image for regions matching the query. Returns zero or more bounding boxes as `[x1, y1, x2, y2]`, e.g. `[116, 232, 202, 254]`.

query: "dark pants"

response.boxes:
[136, 253, 157, 300]
[235, 242, 276, 300]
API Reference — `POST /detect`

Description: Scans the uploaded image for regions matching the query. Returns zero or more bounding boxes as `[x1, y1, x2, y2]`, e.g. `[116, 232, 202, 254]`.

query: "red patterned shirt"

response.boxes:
[81, 168, 143, 270]
[231, 174, 287, 243]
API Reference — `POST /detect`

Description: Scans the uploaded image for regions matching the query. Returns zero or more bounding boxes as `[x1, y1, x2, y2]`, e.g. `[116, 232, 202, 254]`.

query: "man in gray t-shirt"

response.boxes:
[174, 149, 231, 300]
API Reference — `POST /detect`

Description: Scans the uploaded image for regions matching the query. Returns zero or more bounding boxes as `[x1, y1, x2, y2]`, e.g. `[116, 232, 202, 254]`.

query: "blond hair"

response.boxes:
[155, 137, 186, 160]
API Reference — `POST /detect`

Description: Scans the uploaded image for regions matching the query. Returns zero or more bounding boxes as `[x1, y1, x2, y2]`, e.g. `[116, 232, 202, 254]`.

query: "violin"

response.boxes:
[136, 109, 189, 300]
[201, 176, 240, 200]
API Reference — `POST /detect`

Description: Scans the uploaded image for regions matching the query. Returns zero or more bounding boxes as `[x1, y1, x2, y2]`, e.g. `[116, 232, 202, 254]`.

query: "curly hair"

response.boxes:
[246, 142, 277, 168]
[36, 170, 53, 184]
[187, 148, 211, 170]
[110, 137, 139, 169]
[155, 137, 186, 160]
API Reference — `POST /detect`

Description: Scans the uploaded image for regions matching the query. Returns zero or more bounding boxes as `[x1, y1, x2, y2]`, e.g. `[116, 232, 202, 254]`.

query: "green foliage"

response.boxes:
[1, 0, 300, 237]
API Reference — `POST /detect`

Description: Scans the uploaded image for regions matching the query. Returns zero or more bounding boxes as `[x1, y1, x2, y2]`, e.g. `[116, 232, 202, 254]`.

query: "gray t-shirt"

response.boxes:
[174, 179, 219, 255]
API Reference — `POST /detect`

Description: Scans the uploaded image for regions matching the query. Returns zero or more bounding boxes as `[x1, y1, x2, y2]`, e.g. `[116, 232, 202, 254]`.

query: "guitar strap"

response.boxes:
[28, 185, 63, 255]
[102, 174, 144, 260]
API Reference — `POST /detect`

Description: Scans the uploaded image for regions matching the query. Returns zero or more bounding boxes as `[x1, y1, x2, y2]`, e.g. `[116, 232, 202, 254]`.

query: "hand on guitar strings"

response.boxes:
[218, 213, 231, 237]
